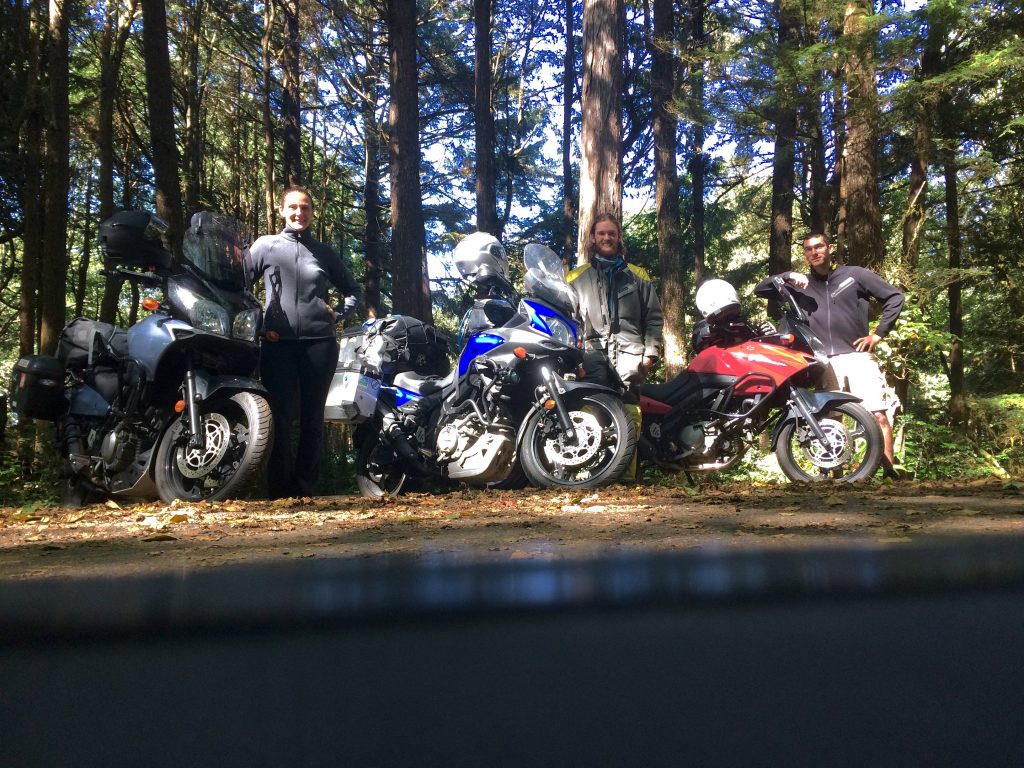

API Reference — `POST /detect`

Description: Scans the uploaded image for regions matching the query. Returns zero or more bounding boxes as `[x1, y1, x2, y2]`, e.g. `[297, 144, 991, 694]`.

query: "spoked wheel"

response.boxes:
[520, 391, 636, 488]
[154, 392, 272, 503]
[775, 401, 882, 483]
[355, 432, 408, 498]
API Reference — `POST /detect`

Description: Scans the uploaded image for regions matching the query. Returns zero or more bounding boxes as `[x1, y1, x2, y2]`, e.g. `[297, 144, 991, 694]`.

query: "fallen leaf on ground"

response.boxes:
[141, 533, 177, 542]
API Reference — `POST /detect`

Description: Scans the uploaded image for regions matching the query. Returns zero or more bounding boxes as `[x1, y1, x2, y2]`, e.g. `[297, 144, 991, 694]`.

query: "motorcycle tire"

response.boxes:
[489, 458, 528, 490]
[355, 432, 408, 498]
[519, 391, 636, 489]
[775, 401, 883, 483]
[153, 391, 273, 503]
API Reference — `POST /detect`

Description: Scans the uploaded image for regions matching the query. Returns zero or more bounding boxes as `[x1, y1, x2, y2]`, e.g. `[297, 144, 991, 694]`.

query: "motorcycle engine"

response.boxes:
[663, 420, 719, 461]
[100, 425, 139, 473]
[435, 413, 514, 483]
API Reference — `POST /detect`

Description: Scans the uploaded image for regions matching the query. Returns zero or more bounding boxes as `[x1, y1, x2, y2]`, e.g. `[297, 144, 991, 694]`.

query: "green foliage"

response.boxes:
[0, 427, 63, 508]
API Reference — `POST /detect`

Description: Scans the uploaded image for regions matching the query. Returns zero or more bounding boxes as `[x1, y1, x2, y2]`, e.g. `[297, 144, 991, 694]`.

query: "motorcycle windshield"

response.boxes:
[523, 243, 578, 317]
[183, 211, 249, 290]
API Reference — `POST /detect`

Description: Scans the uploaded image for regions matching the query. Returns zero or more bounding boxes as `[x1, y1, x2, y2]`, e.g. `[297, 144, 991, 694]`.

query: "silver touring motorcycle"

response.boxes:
[11, 211, 272, 505]
[325, 234, 637, 496]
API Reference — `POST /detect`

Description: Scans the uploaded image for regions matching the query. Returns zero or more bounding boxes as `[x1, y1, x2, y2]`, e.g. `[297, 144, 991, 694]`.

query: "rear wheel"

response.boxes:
[775, 401, 882, 483]
[154, 392, 272, 503]
[520, 391, 636, 488]
[355, 432, 408, 498]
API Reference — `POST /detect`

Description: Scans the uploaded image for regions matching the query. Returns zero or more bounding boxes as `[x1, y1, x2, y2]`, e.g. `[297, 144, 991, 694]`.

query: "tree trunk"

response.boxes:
[75, 168, 94, 317]
[140, 0, 184, 262]
[262, 0, 276, 233]
[652, 0, 685, 376]
[688, 0, 706, 287]
[362, 33, 384, 318]
[281, 0, 302, 187]
[944, 150, 966, 424]
[39, 0, 71, 356]
[474, 0, 497, 235]
[805, 96, 832, 237]
[768, 0, 800, 284]
[840, 0, 882, 270]
[903, 19, 942, 273]
[562, 0, 576, 269]
[18, 0, 44, 358]
[387, 0, 432, 323]
[183, 0, 206, 215]
[577, 0, 624, 263]
[97, 0, 136, 324]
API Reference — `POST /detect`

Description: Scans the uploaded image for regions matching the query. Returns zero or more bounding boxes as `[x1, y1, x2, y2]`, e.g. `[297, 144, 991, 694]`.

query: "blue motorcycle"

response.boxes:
[327, 236, 636, 496]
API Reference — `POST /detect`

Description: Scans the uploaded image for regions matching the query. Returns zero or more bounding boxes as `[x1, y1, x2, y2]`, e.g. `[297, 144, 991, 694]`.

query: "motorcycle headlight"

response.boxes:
[190, 299, 230, 336]
[232, 309, 260, 342]
[544, 316, 575, 346]
[170, 282, 230, 336]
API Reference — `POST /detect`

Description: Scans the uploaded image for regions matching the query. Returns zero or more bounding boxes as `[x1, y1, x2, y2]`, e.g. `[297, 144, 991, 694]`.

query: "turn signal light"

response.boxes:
[778, 333, 795, 346]
[514, 347, 528, 359]
[141, 297, 160, 312]
[174, 400, 187, 413]
[543, 399, 557, 410]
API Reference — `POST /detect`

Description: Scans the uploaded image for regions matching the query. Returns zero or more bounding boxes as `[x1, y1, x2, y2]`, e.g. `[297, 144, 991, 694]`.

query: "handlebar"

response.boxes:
[100, 267, 164, 287]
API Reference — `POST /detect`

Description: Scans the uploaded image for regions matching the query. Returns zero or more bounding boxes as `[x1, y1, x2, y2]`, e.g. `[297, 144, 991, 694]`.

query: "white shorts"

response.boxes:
[828, 352, 893, 414]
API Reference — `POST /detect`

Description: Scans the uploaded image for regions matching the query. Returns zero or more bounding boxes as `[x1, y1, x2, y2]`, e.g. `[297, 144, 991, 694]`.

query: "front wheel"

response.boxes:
[775, 401, 882, 483]
[520, 391, 636, 489]
[154, 391, 272, 503]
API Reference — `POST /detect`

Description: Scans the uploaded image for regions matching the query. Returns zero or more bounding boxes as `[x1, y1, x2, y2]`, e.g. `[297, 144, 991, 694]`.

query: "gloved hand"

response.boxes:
[334, 296, 360, 323]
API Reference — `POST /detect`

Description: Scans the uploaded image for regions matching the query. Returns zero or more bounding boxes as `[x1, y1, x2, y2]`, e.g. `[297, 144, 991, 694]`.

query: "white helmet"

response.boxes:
[453, 232, 508, 285]
[695, 279, 741, 321]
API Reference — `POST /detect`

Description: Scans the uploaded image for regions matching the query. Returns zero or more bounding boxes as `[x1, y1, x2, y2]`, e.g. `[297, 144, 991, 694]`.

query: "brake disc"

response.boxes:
[798, 417, 851, 470]
[543, 409, 603, 468]
[176, 413, 232, 479]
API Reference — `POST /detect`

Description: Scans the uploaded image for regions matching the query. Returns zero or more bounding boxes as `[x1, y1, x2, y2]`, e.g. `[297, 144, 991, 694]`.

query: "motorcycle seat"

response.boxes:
[638, 373, 703, 404]
[392, 369, 454, 396]
[639, 371, 738, 405]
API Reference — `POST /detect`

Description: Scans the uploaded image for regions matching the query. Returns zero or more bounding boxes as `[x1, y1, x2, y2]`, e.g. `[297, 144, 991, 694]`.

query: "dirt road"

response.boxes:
[3, 479, 1023, 580]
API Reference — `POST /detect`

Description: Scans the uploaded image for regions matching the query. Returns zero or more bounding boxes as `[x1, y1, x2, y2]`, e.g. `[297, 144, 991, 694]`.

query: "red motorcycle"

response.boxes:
[637, 276, 883, 482]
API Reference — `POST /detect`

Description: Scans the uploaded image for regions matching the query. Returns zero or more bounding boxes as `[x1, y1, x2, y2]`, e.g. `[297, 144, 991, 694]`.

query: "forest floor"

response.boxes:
[3, 478, 1024, 580]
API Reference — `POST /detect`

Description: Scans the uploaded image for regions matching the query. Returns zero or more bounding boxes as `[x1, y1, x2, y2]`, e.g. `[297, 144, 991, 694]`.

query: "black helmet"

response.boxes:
[99, 210, 172, 271]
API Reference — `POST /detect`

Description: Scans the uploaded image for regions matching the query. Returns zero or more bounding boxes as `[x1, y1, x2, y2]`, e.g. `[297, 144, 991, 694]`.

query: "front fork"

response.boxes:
[538, 365, 577, 441]
[788, 387, 831, 445]
[184, 365, 205, 449]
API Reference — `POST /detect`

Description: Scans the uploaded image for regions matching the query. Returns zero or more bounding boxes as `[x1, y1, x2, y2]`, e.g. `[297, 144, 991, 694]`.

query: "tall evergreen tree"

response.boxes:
[577, 0, 624, 262]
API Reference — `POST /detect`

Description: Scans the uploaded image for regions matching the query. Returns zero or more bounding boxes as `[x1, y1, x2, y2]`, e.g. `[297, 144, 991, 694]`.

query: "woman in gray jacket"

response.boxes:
[247, 186, 362, 498]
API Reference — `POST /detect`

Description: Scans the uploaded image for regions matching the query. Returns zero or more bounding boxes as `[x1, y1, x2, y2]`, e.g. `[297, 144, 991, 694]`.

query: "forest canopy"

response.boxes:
[1, 0, 1023, 484]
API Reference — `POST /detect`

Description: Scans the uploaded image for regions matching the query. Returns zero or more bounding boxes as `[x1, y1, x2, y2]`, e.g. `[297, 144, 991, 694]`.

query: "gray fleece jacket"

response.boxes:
[247, 228, 362, 340]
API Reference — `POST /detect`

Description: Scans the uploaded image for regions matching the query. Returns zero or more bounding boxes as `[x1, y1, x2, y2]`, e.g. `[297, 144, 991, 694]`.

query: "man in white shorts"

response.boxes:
[758, 233, 905, 477]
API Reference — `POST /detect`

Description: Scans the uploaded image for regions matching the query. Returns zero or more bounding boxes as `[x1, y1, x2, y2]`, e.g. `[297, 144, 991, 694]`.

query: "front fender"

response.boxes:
[770, 387, 863, 449]
[193, 371, 269, 402]
[542, 377, 622, 399]
[513, 375, 621, 449]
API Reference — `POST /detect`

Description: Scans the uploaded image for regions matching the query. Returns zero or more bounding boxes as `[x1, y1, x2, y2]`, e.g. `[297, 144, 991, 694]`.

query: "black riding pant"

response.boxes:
[260, 336, 338, 498]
